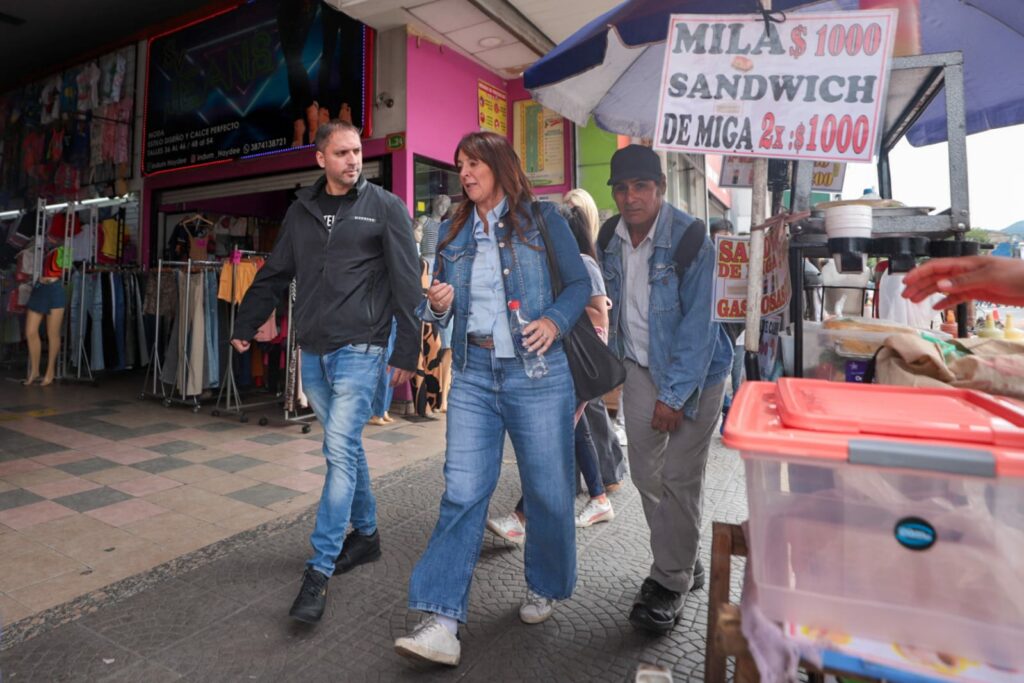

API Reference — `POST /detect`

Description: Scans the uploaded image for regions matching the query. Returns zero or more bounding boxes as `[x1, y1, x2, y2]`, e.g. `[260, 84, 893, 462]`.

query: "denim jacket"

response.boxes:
[418, 201, 590, 371]
[601, 202, 733, 418]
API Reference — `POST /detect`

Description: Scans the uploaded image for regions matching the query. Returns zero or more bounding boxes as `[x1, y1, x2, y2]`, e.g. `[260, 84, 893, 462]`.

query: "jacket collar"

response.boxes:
[296, 174, 367, 208]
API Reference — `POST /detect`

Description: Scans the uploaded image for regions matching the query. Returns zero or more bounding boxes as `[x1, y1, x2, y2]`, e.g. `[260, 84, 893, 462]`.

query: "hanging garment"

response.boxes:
[143, 269, 177, 317]
[163, 272, 206, 396]
[204, 270, 219, 388]
[217, 259, 263, 304]
[254, 312, 278, 342]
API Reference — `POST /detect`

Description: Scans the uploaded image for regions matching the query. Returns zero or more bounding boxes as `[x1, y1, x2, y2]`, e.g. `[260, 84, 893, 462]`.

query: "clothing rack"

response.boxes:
[139, 258, 221, 412]
[58, 203, 98, 386]
[283, 279, 316, 433]
[212, 249, 279, 424]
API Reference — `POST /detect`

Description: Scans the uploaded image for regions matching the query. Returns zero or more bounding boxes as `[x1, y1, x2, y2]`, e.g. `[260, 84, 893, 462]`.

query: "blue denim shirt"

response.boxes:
[601, 202, 733, 418]
[467, 198, 515, 358]
[419, 200, 590, 372]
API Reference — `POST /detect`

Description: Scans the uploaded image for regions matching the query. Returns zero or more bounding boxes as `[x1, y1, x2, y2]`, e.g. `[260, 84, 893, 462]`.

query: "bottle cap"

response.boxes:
[508, 300, 520, 311]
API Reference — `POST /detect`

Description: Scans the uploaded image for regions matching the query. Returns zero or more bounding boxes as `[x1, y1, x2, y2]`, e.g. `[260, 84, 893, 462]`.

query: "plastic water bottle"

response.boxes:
[508, 300, 549, 379]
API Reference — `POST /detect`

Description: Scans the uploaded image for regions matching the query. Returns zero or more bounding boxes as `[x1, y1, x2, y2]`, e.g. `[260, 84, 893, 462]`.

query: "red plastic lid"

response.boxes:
[722, 379, 1024, 477]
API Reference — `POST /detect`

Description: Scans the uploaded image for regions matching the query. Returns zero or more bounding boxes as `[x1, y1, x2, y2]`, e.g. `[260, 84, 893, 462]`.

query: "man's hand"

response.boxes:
[902, 256, 1024, 309]
[230, 339, 251, 353]
[389, 367, 416, 387]
[427, 279, 454, 315]
[651, 400, 684, 433]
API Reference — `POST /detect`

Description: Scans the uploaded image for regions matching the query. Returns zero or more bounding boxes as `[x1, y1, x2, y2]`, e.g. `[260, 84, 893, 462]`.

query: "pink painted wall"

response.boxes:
[405, 35, 508, 170]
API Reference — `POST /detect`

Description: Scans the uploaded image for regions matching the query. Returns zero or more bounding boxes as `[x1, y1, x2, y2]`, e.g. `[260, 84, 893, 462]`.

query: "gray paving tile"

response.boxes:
[0, 624, 145, 681]
[55, 457, 119, 476]
[127, 422, 184, 438]
[146, 440, 201, 456]
[205, 454, 265, 473]
[1, 403, 48, 413]
[195, 421, 244, 433]
[93, 399, 131, 408]
[52, 486, 134, 513]
[308, 464, 327, 476]
[246, 433, 296, 446]
[227, 483, 300, 508]
[0, 488, 46, 511]
[365, 430, 417, 444]
[130, 456, 192, 475]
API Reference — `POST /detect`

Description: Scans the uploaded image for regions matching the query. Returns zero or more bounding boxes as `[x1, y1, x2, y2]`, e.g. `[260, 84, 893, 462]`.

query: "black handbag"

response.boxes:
[531, 203, 626, 403]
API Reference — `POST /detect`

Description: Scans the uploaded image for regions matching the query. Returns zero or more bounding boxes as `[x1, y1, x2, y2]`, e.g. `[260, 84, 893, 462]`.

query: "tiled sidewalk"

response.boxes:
[0, 372, 446, 625]
[0, 431, 748, 681]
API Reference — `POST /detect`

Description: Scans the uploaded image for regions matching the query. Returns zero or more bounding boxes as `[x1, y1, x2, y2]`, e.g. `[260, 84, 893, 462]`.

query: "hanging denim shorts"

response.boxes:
[26, 280, 66, 313]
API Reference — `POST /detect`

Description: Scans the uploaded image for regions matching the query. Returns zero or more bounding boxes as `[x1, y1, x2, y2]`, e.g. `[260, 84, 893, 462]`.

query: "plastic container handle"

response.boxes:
[848, 439, 995, 477]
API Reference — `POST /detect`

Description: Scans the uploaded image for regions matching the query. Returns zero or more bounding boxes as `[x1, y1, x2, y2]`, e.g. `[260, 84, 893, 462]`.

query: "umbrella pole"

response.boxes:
[744, 0, 771, 383]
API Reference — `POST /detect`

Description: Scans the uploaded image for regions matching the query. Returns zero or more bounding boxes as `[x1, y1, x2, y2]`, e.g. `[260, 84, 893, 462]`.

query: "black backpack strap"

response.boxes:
[596, 214, 620, 258]
[673, 218, 706, 271]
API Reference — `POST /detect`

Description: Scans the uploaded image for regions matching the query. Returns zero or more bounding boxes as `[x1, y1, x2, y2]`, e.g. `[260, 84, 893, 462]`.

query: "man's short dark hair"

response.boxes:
[709, 218, 734, 236]
[315, 120, 362, 151]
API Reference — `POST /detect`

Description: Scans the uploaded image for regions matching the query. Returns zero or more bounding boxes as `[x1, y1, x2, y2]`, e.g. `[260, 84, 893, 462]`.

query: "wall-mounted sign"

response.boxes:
[513, 100, 565, 187]
[721, 156, 847, 191]
[478, 80, 508, 136]
[655, 11, 897, 163]
[386, 132, 406, 151]
[144, 1, 371, 174]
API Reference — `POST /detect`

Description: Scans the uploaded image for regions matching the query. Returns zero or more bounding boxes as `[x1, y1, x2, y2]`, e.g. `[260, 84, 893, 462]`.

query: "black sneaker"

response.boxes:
[629, 577, 683, 634]
[289, 567, 329, 624]
[691, 558, 705, 592]
[333, 529, 381, 575]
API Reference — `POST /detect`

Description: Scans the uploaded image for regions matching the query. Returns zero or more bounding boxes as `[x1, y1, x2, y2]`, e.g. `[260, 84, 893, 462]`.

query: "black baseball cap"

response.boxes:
[608, 144, 663, 186]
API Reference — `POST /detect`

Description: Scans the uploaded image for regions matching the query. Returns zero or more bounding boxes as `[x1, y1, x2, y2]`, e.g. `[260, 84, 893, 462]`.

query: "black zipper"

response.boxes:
[365, 273, 376, 351]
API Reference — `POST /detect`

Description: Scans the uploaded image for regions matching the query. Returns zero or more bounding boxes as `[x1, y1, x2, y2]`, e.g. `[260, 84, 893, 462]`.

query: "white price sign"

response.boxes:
[655, 11, 897, 163]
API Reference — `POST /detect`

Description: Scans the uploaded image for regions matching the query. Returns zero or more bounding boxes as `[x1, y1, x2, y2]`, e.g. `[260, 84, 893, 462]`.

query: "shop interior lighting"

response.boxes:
[478, 36, 504, 48]
[0, 194, 136, 219]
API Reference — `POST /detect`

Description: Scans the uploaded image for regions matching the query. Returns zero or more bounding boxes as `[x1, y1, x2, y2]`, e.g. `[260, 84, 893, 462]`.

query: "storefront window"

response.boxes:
[414, 156, 462, 218]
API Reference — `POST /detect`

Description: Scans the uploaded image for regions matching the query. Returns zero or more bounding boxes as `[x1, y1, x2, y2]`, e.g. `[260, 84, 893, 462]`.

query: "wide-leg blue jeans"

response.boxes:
[408, 344, 577, 622]
[301, 343, 384, 577]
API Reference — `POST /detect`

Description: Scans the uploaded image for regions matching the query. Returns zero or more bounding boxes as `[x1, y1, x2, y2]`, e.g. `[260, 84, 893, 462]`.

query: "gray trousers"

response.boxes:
[623, 360, 725, 594]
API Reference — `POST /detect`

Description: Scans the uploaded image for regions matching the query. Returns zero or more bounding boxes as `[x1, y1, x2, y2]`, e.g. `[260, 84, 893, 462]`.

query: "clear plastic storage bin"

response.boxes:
[724, 379, 1024, 668]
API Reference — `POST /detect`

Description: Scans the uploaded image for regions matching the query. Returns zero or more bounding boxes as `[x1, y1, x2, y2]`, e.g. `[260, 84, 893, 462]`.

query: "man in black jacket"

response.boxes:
[231, 120, 420, 624]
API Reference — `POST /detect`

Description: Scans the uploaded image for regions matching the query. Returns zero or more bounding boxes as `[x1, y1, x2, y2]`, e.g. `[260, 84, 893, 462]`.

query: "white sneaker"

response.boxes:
[486, 513, 526, 545]
[575, 497, 615, 528]
[519, 590, 554, 624]
[394, 615, 461, 667]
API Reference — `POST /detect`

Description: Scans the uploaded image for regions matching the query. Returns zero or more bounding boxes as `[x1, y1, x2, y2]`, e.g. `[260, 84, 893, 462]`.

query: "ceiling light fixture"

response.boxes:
[478, 36, 503, 49]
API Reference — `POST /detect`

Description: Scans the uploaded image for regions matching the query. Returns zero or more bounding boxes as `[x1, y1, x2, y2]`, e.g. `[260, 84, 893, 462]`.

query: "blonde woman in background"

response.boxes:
[564, 189, 627, 492]
[564, 188, 601, 240]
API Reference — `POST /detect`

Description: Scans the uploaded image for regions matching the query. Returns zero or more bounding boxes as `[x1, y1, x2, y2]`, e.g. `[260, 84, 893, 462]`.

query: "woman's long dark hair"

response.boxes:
[558, 205, 596, 259]
[437, 132, 534, 253]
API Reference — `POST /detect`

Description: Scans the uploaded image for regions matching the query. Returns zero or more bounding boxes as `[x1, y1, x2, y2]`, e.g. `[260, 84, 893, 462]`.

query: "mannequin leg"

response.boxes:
[25, 310, 43, 384]
[41, 307, 65, 386]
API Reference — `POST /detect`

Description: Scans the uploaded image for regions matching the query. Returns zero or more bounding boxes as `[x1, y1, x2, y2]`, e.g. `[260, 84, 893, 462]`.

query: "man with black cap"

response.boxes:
[597, 144, 733, 635]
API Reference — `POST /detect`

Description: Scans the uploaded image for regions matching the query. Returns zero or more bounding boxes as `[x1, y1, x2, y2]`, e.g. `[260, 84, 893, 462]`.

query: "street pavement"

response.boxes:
[0, 372, 748, 681]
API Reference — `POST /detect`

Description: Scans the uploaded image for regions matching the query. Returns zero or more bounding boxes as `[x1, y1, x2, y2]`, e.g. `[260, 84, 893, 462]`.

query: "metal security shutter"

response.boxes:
[157, 159, 383, 204]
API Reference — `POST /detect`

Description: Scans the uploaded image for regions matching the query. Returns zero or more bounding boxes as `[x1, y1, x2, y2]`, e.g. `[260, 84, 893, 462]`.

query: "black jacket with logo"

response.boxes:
[233, 175, 422, 371]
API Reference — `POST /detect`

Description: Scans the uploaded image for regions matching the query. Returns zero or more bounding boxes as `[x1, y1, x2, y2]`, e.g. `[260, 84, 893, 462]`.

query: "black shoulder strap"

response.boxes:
[673, 219, 706, 271]
[596, 215, 619, 255]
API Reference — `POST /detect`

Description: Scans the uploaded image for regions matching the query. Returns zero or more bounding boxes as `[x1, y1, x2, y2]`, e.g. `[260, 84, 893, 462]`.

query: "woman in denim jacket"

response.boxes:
[395, 132, 589, 667]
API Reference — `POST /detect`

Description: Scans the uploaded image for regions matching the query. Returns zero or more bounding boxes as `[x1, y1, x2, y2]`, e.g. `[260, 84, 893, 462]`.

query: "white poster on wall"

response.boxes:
[654, 11, 898, 163]
[720, 156, 847, 191]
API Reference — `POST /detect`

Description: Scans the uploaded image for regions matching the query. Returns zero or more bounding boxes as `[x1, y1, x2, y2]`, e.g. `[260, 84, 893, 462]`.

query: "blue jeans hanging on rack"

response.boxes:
[371, 318, 397, 417]
[89, 274, 105, 372]
[204, 270, 219, 388]
[113, 273, 127, 371]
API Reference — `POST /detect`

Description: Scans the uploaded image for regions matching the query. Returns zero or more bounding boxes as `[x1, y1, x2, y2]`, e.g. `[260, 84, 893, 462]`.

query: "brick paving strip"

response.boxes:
[0, 436, 747, 681]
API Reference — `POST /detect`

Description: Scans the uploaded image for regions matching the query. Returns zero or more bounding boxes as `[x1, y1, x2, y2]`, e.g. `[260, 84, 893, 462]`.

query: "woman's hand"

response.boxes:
[427, 279, 454, 315]
[523, 317, 559, 354]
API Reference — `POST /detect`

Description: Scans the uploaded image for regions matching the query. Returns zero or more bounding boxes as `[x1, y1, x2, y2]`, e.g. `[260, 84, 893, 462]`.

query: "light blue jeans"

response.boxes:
[371, 319, 397, 416]
[408, 345, 577, 622]
[301, 343, 385, 577]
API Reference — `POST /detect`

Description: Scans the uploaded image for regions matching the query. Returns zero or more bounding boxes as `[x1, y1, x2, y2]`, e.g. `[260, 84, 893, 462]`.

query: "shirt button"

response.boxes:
[497, 222, 504, 228]
[498, 241, 505, 248]
[503, 268, 510, 275]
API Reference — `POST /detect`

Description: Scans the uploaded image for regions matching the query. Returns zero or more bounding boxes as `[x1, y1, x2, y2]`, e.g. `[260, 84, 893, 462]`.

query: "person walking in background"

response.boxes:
[394, 131, 589, 667]
[368, 318, 398, 425]
[231, 121, 421, 625]
[486, 204, 616, 544]
[564, 188, 627, 490]
[709, 218, 744, 434]
[600, 145, 732, 635]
